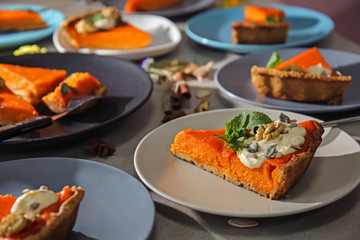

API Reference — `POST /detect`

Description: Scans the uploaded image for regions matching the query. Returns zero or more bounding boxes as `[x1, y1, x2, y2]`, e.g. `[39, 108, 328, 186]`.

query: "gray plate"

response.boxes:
[215, 48, 360, 113]
[0, 157, 155, 240]
[0, 53, 152, 145]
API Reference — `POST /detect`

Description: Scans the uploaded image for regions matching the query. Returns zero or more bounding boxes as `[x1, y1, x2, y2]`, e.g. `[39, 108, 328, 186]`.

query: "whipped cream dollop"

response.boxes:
[11, 188, 58, 217]
[238, 121, 306, 169]
[306, 63, 332, 76]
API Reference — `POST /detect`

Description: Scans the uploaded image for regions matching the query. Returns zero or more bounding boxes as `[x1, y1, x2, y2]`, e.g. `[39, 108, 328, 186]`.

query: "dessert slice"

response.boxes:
[171, 112, 324, 199]
[0, 9, 47, 32]
[0, 86, 39, 125]
[0, 64, 67, 105]
[124, 0, 182, 12]
[0, 186, 85, 240]
[251, 47, 352, 104]
[61, 6, 152, 50]
[42, 72, 107, 113]
[232, 5, 290, 44]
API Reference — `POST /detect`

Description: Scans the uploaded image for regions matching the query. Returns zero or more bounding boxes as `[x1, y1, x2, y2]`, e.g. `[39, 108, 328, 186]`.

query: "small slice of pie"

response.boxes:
[251, 47, 352, 104]
[0, 86, 39, 125]
[42, 72, 107, 113]
[0, 9, 47, 32]
[124, 0, 182, 12]
[61, 6, 152, 50]
[0, 64, 67, 105]
[232, 5, 290, 44]
[0, 186, 85, 240]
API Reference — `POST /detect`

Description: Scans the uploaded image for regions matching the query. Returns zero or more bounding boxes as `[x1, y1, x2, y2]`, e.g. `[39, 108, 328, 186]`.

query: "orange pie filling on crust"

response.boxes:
[0, 186, 85, 240]
[0, 10, 47, 32]
[171, 112, 324, 199]
[61, 6, 152, 50]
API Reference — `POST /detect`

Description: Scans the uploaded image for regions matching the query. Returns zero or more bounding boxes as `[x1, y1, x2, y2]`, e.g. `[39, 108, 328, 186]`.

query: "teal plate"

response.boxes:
[0, 4, 64, 49]
[185, 4, 334, 53]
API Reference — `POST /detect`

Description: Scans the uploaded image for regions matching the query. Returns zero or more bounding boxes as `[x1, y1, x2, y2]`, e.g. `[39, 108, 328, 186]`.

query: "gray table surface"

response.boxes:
[1, 1, 360, 239]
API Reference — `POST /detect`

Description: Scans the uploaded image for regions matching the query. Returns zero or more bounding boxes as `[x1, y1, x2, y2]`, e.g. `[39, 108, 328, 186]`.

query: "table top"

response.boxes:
[1, 1, 359, 239]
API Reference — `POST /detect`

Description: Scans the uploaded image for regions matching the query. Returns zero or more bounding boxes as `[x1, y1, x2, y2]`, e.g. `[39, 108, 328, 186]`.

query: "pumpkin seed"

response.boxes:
[196, 89, 212, 98]
[228, 218, 259, 228]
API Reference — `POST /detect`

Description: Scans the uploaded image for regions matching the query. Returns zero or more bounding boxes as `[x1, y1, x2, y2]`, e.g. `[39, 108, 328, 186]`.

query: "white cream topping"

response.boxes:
[11, 189, 58, 217]
[306, 63, 332, 76]
[238, 121, 306, 169]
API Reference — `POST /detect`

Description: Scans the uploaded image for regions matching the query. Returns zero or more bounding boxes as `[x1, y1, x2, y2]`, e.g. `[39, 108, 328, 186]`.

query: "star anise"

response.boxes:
[162, 110, 187, 123]
[88, 139, 116, 157]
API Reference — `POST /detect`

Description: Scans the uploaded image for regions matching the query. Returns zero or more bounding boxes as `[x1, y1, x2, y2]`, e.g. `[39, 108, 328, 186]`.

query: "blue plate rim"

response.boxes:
[185, 4, 334, 53]
[0, 4, 65, 49]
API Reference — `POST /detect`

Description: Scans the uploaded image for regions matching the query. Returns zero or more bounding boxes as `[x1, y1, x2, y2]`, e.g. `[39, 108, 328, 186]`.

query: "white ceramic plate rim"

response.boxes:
[53, 14, 181, 60]
[134, 108, 360, 218]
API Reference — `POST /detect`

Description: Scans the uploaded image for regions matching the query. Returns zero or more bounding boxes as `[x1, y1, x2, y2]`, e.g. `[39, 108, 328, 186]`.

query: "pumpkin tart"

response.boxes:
[232, 6, 290, 44]
[251, 47, 352, 104]
[0, 186, 85, 240]
[0, 86, 39, 125]
[0, 64, 67, 105]
[171, 114, 324, 199]
[0, 9, 47, 32]
[42, 72, 107, 114]
[61, 6, 152, 50]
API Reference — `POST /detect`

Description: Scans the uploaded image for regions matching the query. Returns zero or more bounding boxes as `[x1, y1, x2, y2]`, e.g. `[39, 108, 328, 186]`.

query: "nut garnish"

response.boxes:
[0, 212, 31, 237]
[256, 121, 286, 141]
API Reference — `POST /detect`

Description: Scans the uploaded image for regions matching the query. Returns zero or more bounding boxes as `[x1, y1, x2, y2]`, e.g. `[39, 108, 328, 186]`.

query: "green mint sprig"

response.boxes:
[215, 112, 272, 152]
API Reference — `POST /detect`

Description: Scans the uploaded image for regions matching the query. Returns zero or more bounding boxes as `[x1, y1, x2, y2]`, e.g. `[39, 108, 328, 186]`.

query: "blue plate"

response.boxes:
[215, 48, 360, 113]
[0, 157, 155, 240]
[185, 5, 334, 53]
[0, 4, 64, 49]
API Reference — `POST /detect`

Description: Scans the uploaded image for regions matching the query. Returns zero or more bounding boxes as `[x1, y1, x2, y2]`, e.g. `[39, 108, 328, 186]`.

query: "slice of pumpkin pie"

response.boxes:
[0, 64, 67, 105]
[0, 9, 47, 32]
[171, 112, 324, 199]
[61, 6, 152, 50]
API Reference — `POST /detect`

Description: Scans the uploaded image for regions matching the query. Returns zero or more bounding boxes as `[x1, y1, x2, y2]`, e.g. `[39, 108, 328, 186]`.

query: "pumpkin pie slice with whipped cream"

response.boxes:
[61, 6, 152, 50]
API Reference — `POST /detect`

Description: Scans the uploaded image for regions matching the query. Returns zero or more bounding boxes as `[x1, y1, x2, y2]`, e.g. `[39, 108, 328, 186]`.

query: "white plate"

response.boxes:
[53, 14, 181, 60]
[0, 157, 155, 239]
[134, 108, 360, 218]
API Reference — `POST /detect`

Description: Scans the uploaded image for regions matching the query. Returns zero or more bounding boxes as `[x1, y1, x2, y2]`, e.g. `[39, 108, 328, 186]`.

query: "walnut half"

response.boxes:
[0, 212, 31, 237]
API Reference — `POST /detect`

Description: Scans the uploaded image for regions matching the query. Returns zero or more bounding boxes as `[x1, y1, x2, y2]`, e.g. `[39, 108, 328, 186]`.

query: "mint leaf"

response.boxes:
[215, 112, 272, 152]
[88, 13, 105, 24]
[266, 52, 283, 69]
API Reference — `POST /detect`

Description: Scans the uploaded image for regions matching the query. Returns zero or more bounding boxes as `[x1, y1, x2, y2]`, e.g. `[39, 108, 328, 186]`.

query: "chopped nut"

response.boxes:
[196, 89, 212, 99]
[39, 185, 48, 191]
[256, 122, 286, 141]
[195, 98, 209, 112]
[0, 212, 31, 237]
[88, 139, 116, 157]
[30, 202, 40, 210]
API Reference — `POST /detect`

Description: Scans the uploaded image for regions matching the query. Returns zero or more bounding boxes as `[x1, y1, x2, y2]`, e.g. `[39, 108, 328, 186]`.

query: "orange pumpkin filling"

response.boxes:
[0, 187, 74, 239]
[0, 10, 47, 32]
[0, 64, 67, 105]
[124, 0, 182, 12]
[275, 47, 337, 76]
[66, 21, 152, 50]
[0, 87, 39, 125]
[243, 5, 285, 23]
[171, 120, 321, 197]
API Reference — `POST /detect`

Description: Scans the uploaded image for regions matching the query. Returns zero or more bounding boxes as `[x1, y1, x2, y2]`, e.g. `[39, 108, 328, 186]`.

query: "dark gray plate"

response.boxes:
[215, 48, 360, 113]
[102, 0, 215, 18]
[0, 53, 152, 145]
[0, 157, 155, 240]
